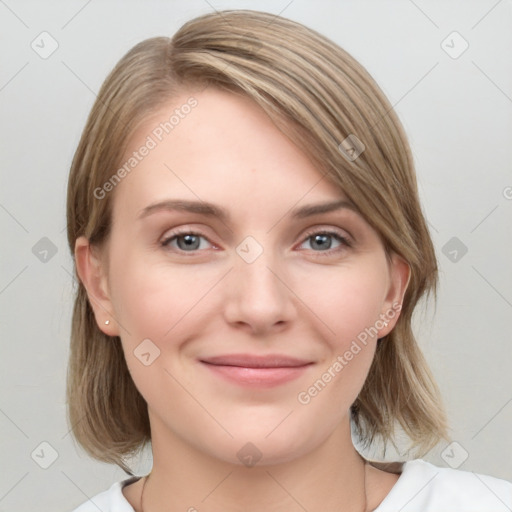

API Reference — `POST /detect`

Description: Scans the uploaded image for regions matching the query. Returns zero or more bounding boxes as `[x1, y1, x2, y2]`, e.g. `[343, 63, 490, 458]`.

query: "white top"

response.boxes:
[71, 459, 512, 511]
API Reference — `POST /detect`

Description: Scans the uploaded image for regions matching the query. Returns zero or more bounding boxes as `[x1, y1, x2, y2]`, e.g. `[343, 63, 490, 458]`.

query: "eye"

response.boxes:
[161, 229, 214, 253]
[160, 228, 352, 256]
[298, 229, 352, 254]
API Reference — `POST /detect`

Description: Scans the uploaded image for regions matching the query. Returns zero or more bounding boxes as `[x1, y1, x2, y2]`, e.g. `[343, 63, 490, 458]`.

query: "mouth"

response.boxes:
[199, 354, 314, 388]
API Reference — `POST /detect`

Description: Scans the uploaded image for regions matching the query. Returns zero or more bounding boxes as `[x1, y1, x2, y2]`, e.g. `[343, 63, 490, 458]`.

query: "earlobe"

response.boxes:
[377, 253, 411, 338]
[74, 236, 119, 336]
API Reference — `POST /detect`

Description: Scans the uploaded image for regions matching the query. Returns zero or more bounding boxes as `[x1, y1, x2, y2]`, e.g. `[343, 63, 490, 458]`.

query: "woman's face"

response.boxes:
[80, 87, 409, 466]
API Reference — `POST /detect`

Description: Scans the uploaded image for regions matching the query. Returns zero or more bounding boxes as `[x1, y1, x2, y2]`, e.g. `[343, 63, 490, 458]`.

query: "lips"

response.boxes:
[201, 354, 312, 368]
[200, 354, 314, 387]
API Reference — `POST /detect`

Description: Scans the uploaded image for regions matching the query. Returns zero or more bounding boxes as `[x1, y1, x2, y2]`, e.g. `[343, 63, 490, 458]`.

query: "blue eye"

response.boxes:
[160, 229, 351, 256]
[299, 231, 351, 253]
[161, 231, 212, 252]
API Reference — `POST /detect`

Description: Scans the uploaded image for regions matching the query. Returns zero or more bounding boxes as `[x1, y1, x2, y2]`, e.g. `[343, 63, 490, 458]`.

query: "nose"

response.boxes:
[223, 246, 295, 336]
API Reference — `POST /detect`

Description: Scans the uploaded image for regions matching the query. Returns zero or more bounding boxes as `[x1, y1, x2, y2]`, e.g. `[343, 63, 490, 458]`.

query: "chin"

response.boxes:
[198, 413, 338, 468]
[200, 436, 308, 468]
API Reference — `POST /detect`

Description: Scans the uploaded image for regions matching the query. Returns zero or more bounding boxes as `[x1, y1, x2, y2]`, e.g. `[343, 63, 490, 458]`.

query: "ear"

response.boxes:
[74, 236, 120, 337]
[377, 253, 411, 338]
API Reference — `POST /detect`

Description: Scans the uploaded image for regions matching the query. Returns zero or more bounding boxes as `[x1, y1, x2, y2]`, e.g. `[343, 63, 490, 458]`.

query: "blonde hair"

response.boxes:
[66, 9, 449, 473]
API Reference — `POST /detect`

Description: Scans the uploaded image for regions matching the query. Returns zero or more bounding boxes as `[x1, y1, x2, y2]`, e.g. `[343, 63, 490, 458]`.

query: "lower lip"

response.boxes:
[201, 362, 311, 388]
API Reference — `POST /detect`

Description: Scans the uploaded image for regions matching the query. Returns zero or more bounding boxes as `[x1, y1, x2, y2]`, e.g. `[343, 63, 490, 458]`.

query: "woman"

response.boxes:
[67, 9, 511, 512]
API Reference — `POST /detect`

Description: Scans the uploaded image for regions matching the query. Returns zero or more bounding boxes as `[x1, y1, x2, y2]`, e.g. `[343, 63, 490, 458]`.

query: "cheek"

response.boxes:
[107, 253, 208, 404]
[294, 260, 387, 394]
[107, 249, 228, 402]
[108, 242, 213, 339]
[297, 259, 389, 345]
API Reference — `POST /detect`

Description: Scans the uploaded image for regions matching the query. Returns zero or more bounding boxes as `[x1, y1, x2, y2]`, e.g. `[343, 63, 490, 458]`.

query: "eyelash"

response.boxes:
[160, 227, 352, 257]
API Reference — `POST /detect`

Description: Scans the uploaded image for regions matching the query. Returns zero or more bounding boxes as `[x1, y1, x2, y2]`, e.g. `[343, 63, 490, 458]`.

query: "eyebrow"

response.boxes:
[138, 198, 359, 222]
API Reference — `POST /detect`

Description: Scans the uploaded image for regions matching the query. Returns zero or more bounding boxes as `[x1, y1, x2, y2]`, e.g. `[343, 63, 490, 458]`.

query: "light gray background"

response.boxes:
[1, 0, 511, 510]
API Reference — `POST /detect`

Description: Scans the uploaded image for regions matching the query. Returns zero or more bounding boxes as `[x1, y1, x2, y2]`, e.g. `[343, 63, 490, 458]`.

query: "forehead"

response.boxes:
[111, 87, 348, 220]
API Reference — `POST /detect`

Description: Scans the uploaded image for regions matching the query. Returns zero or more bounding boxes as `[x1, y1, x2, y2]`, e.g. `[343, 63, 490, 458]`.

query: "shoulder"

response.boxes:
[70, 476, 140, 512]
[375, 458, 512, 512]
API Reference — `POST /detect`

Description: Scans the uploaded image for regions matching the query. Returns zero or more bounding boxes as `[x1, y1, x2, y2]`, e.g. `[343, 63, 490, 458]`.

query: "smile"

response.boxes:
[199, 354, 314, 388]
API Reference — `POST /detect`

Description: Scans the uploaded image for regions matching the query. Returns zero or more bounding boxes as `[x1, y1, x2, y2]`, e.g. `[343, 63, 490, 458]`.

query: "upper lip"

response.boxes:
[200, 354, 313, 368]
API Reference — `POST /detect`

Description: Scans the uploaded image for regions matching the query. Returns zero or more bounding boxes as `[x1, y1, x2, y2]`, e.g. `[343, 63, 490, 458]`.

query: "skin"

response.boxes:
[76, 87, 410, 512]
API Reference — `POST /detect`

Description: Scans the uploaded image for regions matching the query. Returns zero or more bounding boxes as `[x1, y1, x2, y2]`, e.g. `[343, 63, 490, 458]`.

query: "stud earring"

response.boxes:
[105, 320, 110, 325]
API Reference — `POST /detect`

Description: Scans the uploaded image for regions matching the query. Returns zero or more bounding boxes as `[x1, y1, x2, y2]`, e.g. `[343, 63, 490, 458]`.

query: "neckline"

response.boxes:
[365, 459, 406, 511]
[120, 459, 409, 511]
[367, 459, 405, 474]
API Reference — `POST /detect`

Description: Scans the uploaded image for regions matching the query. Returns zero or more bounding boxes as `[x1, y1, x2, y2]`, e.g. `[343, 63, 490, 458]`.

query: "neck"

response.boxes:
[139, 416, 368, 512]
